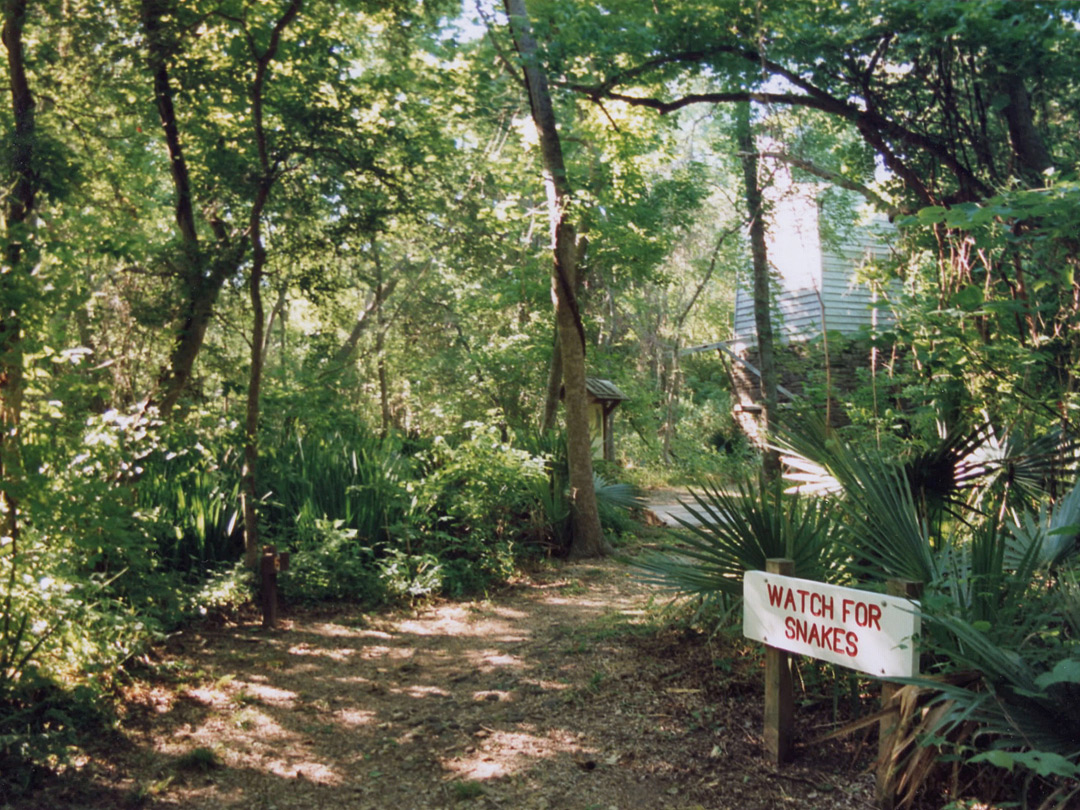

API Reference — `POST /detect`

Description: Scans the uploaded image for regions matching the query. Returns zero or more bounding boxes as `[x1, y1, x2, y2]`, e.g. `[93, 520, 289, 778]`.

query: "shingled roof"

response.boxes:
[585, 377, 628, 401]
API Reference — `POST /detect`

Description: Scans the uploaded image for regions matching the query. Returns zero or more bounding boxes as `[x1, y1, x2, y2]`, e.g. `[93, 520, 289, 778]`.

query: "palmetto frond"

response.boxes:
[633, 477, 843, 599]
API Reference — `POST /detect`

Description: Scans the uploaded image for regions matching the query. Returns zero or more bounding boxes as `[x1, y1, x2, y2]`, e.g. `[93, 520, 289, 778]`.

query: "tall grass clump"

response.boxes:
[133, 425, 244, 573]
[261, 419, 406, 549]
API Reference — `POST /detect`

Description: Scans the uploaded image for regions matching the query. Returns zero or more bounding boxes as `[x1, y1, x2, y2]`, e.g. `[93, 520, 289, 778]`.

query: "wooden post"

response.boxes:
[764, 558, 795, 764]
[260, 544, 279, 629]
[876, 578, 923, 809]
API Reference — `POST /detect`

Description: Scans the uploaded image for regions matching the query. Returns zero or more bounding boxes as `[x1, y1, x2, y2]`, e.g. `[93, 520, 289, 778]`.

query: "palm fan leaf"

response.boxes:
[634, 477, 843, 598]
[775, 416, 939, 584]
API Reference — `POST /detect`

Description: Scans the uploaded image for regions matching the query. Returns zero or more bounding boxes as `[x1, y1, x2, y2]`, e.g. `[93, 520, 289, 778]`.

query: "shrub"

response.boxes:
[279, 519, 383, 605]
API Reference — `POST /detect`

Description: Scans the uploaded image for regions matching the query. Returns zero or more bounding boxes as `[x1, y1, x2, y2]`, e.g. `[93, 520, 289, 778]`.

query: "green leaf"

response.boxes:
[950, 285, 983, 312]
[969, 749, 1015, 772]
[1010, 750, 1080, 779]
[916, 206, 947, 225]
[1034, 658, 1080, 690]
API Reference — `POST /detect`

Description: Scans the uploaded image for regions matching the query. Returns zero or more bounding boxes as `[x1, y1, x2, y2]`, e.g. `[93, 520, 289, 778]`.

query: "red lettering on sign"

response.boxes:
[767, 583, 785, 607]
[796, 588, 809, 612]
[846, 631, 858, 656]
[783, 616, 858, 658]
[868, 603, 882, 631]
[809, 592, 835, 620]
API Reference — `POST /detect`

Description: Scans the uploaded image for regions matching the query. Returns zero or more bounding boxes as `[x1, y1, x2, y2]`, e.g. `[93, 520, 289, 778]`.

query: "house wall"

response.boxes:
[732, 186, 894, 347]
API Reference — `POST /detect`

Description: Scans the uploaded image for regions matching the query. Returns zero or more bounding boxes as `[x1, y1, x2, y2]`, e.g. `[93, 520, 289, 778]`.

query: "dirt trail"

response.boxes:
[19, 559, 880, 810]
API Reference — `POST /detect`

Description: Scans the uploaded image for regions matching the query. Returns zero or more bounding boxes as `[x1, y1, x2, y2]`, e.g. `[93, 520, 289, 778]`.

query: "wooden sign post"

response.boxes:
[764, 559, 795, 764]
[744, 560, 921, 787]
[876, 578, 924, 810]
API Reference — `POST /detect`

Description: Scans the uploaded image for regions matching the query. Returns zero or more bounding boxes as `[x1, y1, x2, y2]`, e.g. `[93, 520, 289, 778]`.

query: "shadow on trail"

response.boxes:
[127, 563, 688, 810]
[16, 560, 877, 810]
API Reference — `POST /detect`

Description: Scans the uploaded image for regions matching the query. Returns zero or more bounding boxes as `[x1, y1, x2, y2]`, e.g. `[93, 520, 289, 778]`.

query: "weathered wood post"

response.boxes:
[764, 558, 795, 764]
[260, 545, 289, 629]
[876, 578, 923, 810]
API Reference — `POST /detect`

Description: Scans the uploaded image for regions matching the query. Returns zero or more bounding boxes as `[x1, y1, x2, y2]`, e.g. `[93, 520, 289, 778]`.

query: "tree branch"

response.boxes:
[567, 45, 994, 203]
[757, 151, 905, 217]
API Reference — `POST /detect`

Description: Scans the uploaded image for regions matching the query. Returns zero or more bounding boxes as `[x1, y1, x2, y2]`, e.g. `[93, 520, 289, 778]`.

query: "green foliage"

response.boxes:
[634, 476, 844, 605]
[278, 519, 383, 605]
[402, 425, 548, 595]
[260, 415, 406, 551]
[134, 424, 244, 573]
[269, 422, 644, 604]
[7, 0, 1080, 802]
[0, 541, 140, 795]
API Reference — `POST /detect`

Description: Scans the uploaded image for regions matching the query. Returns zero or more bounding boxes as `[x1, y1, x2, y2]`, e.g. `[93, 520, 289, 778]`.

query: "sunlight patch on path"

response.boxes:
[399, 684, 451, 699]
[286, 642, 359, 662]
[239, 683, 299, 704]
[334, 707, 377, 727]
[472, 650, 524, 669]
[441, 729, 580, 781]
[396, 605, 531, 642]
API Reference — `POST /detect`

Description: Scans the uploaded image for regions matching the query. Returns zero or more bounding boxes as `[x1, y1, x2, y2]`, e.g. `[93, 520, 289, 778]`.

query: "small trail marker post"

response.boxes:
[744, 560, 921, 806]
[260, 545, 289, 629]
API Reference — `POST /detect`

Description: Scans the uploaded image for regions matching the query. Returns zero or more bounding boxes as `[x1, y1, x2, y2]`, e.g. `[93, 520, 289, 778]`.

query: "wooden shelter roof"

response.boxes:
[585, 377, 628, 402]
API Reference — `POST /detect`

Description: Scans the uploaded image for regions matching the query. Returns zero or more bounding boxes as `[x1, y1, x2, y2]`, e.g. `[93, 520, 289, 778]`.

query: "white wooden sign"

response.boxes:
[743, 570, 920, 678]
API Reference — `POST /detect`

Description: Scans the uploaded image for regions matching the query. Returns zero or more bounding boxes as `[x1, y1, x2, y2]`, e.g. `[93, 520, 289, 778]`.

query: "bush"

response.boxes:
[279, 519, 383, 605]
[403, 424, 548, 595]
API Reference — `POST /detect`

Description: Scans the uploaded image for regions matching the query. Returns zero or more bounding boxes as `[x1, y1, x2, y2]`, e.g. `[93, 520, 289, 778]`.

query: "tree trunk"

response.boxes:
[996, 72, 1053, 184]
[240, 0, 302, 567]
[736, 103, 780, 478]
[142, 0, 242, 419]
[505, 0, 605, 558]
[540, 219, 589, 433]
[1, 0, 35, 548]
[328, 278, 398, 371]
[539, 324, 562, 432]
[376, 277, 391, 436]
[242, 223, 266, 568]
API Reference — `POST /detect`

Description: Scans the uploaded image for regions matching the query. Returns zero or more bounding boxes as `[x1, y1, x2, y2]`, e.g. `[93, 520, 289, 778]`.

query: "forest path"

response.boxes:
[30, 558, 878, 810]
[642, 488, 703, 528]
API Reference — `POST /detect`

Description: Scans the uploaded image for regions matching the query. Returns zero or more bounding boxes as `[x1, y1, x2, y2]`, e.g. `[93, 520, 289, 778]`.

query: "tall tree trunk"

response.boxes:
[539, 221, 589, 433]
[1, 0, 35, 548]
[995, 72, 1053, 184]
[242, 211, 266, 568]
[240, 0, 302, 567]
[505, 0, 605, 558]
[539, 324, 562, 432]
[736, 103, 780, 478]
[142, 0, 241, 419]
[375, 254, 391, 436]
